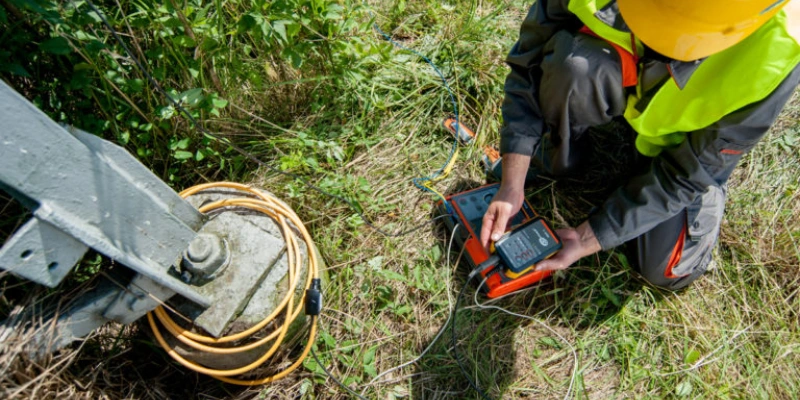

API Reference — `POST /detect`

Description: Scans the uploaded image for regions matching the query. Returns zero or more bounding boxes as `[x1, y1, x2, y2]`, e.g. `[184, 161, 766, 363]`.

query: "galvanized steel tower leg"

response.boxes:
[0, 80, 208, 353]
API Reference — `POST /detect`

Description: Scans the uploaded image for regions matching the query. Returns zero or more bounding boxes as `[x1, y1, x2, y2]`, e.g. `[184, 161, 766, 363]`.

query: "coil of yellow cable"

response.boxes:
[146, 182, 319, 385]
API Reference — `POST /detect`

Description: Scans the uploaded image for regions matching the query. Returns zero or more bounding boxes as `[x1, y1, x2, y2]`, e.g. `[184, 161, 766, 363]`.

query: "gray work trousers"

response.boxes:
[521, 31, 723, 290]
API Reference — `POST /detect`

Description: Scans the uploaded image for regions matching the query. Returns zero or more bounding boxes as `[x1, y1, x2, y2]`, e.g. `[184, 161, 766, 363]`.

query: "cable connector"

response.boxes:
[305, 278, 322, 316]
[471, 255, 500, 280]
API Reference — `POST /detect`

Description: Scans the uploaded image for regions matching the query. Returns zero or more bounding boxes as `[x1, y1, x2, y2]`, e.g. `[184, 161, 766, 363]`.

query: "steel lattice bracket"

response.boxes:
[0, 80, 308, 360]
[0, 217, 88, 287]
[0, 81, 217, 353]
[0, 81, 208, 307]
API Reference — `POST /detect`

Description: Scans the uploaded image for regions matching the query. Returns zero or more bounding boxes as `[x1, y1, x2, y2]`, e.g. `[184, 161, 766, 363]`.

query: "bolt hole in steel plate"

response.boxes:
[20, 249, 33, 259]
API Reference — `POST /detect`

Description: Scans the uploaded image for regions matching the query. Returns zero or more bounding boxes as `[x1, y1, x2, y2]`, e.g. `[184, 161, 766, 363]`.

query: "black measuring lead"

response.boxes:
[305, 278, 368, 400]
[451, 256, 499, 400]
[309, 348, 368, 400]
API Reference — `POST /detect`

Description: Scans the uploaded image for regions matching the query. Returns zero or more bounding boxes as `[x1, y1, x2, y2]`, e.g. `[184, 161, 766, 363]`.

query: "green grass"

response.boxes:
[1, 0, 799, 399]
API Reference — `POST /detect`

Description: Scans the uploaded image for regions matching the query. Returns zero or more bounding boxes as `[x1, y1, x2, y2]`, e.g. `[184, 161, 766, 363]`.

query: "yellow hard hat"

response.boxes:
[618, 0, 792, 61]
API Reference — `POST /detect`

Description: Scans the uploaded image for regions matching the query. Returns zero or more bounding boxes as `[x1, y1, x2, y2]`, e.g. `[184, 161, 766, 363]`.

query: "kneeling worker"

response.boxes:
[480, 0, 800, 290]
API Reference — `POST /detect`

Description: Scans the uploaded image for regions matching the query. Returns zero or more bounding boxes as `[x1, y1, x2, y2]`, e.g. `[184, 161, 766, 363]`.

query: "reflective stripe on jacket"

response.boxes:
[499, 0, 800, 250]
[569, 0, 800, 156]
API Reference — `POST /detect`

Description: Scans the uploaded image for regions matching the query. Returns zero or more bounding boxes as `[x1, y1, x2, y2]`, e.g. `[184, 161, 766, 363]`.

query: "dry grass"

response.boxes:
[1, 0, 799, 398]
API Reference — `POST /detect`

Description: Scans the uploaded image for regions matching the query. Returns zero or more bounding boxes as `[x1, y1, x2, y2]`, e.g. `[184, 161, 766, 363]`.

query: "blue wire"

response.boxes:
[369, 12, 461, 198]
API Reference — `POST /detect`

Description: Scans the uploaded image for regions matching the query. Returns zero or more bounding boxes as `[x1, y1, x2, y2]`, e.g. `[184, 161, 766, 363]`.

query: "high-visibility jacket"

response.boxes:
[569, 0, 800, 156]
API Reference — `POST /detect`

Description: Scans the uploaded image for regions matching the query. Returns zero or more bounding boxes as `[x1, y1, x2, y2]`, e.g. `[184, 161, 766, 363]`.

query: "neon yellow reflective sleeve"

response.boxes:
[626, 11, 800, 156]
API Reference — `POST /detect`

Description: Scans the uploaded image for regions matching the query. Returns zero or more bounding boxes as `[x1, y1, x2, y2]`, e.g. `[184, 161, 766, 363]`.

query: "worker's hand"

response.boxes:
[480, 153, 531, 251]
[534, 221, 601, 272]
[480, 183, 524, 250]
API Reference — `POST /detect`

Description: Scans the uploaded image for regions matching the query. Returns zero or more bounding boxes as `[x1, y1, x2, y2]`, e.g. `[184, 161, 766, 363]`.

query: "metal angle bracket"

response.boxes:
[0, 80, 209, 308]
[0, 217, 88, 287]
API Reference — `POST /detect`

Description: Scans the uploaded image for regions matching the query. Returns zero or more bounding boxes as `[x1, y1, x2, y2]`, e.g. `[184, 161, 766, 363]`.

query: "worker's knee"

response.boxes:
[631, 222, 718, 291]
[543, 48, 591, 85]
[628, 187, 726, 291]
[636, 252, 712, 291]
[541, 33, 596, 99]
[539, 31, 626, 121]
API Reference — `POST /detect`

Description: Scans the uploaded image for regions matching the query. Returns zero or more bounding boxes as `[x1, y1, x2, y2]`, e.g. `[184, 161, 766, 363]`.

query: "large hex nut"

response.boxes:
[181, 233, 228, 279]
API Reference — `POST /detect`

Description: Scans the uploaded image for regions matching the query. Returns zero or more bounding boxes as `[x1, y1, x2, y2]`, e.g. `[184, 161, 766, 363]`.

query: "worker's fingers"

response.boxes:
[490, 207, 511, 242]
[480, 203, 511, 250]
[535, 228, 580, 272]
[533, 253, 570, 272]
[480, 206, 499, 250]
[481, 185, 524, 250]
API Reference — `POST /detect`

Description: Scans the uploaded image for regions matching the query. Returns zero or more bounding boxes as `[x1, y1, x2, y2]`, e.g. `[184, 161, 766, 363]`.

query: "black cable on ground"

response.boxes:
[310, 347, 368, 400]
[450, 259, 498, 400]
[82, 0, 455, 238]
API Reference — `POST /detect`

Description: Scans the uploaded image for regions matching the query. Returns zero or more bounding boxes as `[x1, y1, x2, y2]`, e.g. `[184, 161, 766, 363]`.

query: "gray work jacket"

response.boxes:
[500, 0, 800, 250]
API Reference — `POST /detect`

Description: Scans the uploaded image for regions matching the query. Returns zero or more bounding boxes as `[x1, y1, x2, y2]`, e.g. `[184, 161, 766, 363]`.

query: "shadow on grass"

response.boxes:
[412, 212, 644, 398]
[0, 264, 311, 400]
[410, 122, 654, 398]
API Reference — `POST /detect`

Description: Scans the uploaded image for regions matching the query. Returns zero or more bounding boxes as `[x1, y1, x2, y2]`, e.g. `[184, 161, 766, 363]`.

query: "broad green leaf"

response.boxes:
[675, 380, 693, 397]
[393, 304, 412, 316]
[118, 131, 130, 145]
[305, 156, 318, 168]
[105, 70, 124, 84]
[272, 20, 289, 43]
[327, 4, 344, 13]
[343, 375, 361, 386]
[236, 13, 256, 34]
[298, 378, 313, 395]
[174, 150, 193, 160]
[179, 88, 204, 105]
[74, 30, 100, 41]
[173, 35, 196, 48]
[286, 21, 301, 39]
[616, 252, 629, 268]
[301, 353, 325, 375]
[73, 62, 94, 71]
[127, 79, 144, 93]
[40, 37, 71, 55]
[363, 344, 377, 365]
[158, 106, 175, 119]
[200, 37, 219, 51]
[428, 245, 442, 261]
[212, 97, 228, 108]
[284, 48, 303, 68]
[684, 349, 701, 365]
[320, 331, 336, 348]
[2, 63, 30, 77]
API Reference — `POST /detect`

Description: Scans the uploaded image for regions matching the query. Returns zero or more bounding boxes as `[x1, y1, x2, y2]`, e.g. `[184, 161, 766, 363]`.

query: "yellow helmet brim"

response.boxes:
[618, 0, 788, 61]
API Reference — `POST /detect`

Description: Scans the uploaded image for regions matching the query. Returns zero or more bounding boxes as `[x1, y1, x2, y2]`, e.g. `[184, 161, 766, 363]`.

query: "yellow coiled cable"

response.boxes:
[146, 182, 319, 385]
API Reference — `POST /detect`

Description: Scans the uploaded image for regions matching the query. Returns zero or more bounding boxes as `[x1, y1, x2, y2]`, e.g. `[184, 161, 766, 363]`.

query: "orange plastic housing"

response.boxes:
[436, 184, 553, 298]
